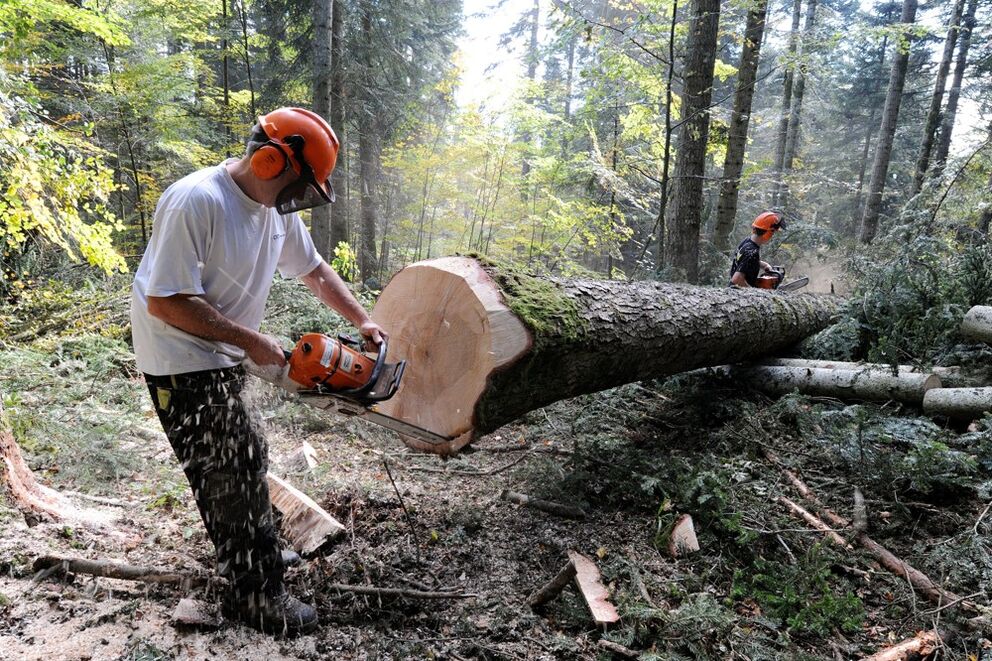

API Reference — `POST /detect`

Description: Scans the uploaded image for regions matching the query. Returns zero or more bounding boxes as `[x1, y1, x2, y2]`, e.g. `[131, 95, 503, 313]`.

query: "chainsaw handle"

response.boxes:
[339, 339, 388, 400]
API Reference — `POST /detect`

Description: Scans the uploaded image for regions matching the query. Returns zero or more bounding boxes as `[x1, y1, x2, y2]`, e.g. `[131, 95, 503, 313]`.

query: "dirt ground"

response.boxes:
[3, 348, 992, 660]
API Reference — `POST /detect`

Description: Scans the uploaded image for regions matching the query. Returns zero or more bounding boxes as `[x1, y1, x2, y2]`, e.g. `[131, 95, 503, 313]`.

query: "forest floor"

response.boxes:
[2, 277, 992, 660]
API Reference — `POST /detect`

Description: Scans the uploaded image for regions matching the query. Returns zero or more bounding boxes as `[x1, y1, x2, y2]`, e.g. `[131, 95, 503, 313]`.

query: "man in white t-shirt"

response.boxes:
[130, 108, 386, 636]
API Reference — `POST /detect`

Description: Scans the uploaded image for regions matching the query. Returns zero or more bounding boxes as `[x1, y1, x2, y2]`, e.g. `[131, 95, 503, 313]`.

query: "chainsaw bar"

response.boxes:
[778, 276, 809, 292]
[297, 390, 455, 446]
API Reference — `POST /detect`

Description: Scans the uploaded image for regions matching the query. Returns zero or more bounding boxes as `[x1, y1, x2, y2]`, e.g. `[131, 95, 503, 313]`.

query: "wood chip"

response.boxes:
[668, 513, 700, 557]
[567, 550, 620, 627]
[171, 598, 221, 629]
[267, 472, 345, 555]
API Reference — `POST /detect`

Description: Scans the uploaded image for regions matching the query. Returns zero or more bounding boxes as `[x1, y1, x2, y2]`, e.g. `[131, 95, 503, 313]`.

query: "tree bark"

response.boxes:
[713, 0, 768, 251]
[358, 3, 378, 282]
[859, 0, 919, 244]
[311, 0, 334, 259]
[731, 364, 940, 404]
[769, 0, 803, 206]
[911, 0, 965, 195]
[931, 0, 979, 177]
[923, 387, 992, 419]
[328, 0, 348, 253]
[663, 0, 721, 283]
[370, 256, 841, 454]
[778, 0, 819, 206]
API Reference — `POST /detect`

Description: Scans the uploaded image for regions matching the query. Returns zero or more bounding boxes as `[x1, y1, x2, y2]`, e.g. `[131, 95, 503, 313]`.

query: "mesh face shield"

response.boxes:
[273, 136, 336, 215]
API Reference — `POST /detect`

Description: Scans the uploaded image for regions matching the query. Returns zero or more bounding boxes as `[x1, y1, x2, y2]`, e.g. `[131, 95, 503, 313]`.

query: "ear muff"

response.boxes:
[250, 143, 288, 180]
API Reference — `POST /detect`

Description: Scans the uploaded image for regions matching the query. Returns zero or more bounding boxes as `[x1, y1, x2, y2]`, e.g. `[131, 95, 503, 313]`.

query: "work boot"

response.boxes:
[222, 584, 318, 636]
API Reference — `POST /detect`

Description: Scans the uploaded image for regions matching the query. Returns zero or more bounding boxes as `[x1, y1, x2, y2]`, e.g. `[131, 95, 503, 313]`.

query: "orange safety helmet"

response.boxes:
[250, 107, 340, 214]
[752, 211, 786, 232]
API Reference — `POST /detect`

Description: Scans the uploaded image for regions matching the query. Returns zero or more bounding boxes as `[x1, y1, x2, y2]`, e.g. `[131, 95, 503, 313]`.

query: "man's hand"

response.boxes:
[359, 320, 389, 347]
[759, 260, 771, 272]
[246, 332, 287, 367]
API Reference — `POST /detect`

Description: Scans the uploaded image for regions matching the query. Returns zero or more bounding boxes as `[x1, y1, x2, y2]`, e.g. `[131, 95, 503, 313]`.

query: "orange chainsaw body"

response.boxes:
[287, 333, 376, 391]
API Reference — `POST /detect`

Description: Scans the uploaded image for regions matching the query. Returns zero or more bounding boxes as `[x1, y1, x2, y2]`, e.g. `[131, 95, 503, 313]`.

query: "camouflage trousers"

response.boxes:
[144, 366, 284, 597]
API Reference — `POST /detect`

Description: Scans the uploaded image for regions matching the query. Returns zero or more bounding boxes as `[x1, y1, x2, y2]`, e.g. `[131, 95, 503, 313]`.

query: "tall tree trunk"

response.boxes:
[980, 170, 992, 236]
[655, 0, 679, 272]
[663, 0, 721, 283]
[370, 256, 841, 454]
[778, 0, 819, 206]
[712, 0, 768, 251]
[769, 0, 803, 207]
[858, 0, 919, 244]
[329, 0, 348, 252]
[311, 0, 333, 259]
[851, 36, 889, 232]
[520, 0, 540, 190]
[358, 5, 377, 282]
[931, 0, 978, 178]
[911, 0, 965, 195]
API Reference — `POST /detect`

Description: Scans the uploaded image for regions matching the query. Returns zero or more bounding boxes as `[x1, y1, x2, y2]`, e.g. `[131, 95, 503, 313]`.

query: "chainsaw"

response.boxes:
[755, 265, 809, 292]
[244, 333, 453, 447]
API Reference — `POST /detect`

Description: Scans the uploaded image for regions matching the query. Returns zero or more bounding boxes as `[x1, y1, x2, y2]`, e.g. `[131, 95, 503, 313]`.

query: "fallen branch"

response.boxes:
[527, 560, 577, 608]
[32, 555, 214, 588]
[860, 629, 941, 661]
[327, 583, 476, 600]
[777, 496, 852, 549]
[768, 453, 975, 612]
[501, 489, 587, 520]
[597, 639, 640, 658]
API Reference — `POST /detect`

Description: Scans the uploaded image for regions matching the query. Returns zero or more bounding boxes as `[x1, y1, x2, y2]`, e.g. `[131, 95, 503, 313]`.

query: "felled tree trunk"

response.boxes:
[733, 365, 939, 404]
[371, 256, 841, 454]
[923, 387, 992, 419]
[759, 358, 981, 389]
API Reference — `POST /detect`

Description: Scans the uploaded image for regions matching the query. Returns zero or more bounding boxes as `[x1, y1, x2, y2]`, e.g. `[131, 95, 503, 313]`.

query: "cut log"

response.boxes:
[961, 305, 992, 344]
[567, 550, 620, 627]
[266, 473, 345, 554]
[732, 365, 940, 404]
[667, 513, 701, 557]
[371, 256, 841, 454]
[760, 358, 981, 389]
[922, 387, 992, 419]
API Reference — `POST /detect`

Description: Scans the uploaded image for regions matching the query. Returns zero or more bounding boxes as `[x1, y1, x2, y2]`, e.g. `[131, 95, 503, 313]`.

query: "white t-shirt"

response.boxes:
[130, 161, 322, 375]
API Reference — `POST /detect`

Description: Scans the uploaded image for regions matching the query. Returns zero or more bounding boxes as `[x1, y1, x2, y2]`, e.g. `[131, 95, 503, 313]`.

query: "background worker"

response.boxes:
[129, 107, 387, 635]
[729, 211, 787, 288]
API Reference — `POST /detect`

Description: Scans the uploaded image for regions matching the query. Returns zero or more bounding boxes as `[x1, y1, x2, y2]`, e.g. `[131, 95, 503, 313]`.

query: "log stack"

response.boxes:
[370, 256, 842, 454]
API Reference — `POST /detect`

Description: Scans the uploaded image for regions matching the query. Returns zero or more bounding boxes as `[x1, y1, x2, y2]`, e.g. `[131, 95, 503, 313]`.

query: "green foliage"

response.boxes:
[850, 234, 992, 364]
[331, 241, 360, 283]
[0, 72, 127, 296]
[731, 548, 864, 637]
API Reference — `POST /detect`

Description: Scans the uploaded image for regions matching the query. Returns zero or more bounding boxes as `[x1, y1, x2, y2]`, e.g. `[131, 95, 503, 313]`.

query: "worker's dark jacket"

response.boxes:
[729, 237, 761, 286]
